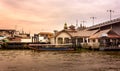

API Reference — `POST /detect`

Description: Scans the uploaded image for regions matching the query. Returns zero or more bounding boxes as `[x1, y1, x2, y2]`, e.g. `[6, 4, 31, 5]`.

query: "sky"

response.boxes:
[0, 0, 120, 34]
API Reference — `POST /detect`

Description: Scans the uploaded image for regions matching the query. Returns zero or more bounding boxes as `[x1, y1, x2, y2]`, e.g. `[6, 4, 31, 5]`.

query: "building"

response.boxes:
[88, 18, 120, 48]
[0, 29, 16, 38]
[54, 23, 94, 44]
[10, 31, 31, 42]
[32, 32, 53, 43]
[0, 29, 31, 42]
[54, 23, 77, 44]
[38, 32, 53, 39]
[53, 18, 120, 48]
[54, 26, 98, 48]
[0, 29, 16, 41]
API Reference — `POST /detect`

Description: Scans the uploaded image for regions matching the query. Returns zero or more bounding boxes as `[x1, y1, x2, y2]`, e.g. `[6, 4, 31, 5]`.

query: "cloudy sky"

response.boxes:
[0, 0, 120, 34]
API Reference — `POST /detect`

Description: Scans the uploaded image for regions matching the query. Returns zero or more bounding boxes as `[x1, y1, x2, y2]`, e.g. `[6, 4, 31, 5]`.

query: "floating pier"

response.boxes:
[1, 42, 74, 50]
[1, 42, 32, 49]
[29, 44, 74, 51]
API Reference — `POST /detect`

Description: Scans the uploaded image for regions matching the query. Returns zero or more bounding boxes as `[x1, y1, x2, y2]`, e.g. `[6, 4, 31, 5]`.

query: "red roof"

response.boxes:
[90, 29, 120, 39]
[108, 34, 120, 38]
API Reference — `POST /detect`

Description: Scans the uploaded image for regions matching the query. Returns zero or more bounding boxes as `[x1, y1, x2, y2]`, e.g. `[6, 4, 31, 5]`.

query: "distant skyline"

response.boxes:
[0, 0, 120, 34]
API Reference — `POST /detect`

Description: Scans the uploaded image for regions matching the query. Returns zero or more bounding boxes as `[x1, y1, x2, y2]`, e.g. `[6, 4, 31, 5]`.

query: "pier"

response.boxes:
[29, 44, 74, 51]
[1, 42, 74, 50]
[1, 42, 31, 49]
[0, 41, 120, 51]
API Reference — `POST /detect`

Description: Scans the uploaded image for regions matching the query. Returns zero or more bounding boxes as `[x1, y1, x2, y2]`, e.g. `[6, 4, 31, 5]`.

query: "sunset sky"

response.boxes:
[0, 0, 120, 34]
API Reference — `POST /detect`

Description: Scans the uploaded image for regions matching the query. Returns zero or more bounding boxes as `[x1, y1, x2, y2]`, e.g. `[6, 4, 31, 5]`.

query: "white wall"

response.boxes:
[39, 36, 48, 43]
[0, 36, 6, 40]
[56, 32, 71, 44]
[21, 39, 32, 42]
[50, 37, 55, 44]
[88, 39, 100, 48]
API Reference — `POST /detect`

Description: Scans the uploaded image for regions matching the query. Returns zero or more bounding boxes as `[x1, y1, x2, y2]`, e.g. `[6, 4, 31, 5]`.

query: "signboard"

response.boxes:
[101, 33, 108, 37]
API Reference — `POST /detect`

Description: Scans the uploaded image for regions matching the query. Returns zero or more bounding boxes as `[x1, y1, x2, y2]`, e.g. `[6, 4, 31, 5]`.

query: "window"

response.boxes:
[93, 39, 95, 42]
[78, 38, 83, 43]
[58, 38, 63, 44]
[64, 38, 69, 44]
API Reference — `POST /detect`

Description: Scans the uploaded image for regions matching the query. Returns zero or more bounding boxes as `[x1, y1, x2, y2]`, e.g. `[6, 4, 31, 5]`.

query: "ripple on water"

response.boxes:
[0, 50, 120, 71]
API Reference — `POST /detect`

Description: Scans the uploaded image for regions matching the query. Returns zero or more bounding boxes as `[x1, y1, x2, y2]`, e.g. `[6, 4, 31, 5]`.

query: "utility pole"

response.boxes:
[107, 10, 114, 20]
[81, 20, 86, 26]
[90, 17, 96, 26]
[76, 19, 78, 28]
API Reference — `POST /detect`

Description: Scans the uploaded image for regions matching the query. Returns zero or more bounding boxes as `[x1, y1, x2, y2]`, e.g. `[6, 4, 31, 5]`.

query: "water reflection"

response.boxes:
[0, 50, 120, 71]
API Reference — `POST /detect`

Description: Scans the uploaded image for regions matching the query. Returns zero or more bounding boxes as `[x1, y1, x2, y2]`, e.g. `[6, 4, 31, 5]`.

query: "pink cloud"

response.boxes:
[0, 0, 120, 34]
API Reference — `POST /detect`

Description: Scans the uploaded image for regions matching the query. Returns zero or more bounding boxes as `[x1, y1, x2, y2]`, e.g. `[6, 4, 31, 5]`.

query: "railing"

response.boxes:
[87, 18, 120, 30]
[29, 44, 73, 48]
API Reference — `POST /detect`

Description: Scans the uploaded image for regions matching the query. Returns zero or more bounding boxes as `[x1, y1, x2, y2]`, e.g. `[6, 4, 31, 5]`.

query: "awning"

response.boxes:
[108, 34, 120, 38]
[90, 29, 110, 39]
[90, 29, 120, 39]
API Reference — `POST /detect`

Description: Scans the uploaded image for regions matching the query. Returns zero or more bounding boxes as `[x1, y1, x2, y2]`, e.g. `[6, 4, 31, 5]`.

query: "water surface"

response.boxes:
[0, 50, 120, 71]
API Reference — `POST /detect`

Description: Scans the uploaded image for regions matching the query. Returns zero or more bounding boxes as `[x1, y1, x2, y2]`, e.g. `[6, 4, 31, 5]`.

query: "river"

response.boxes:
[0, 50, 120, 71]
